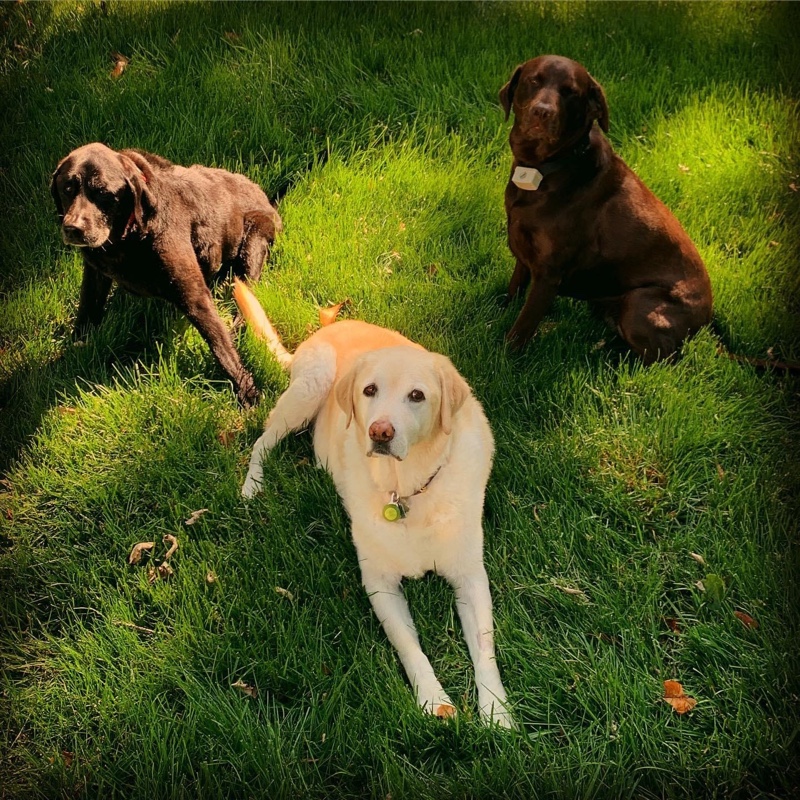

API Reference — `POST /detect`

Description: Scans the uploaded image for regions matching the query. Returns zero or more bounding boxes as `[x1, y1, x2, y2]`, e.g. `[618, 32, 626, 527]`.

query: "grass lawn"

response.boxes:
[1, 1, 799, 797]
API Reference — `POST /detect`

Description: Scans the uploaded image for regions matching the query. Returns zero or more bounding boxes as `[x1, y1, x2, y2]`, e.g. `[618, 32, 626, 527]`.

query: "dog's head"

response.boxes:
[335, 346, 471, 461]
[499, 55, 608, 162]
[50, 143, 155, 248]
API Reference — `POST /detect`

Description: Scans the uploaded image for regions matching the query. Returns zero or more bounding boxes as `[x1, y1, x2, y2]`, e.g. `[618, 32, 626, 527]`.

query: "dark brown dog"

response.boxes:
[499, 55, 712, 363]
[51, 142, 282, 406]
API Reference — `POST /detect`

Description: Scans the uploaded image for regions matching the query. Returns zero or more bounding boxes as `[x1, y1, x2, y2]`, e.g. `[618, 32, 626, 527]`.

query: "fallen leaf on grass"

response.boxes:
[61, 750, 74, 768]
[163, 534, 178, 560]
[678, 164, 690, 173]
[703, 573, 726, 603]
[319, 299, 348, 327]
[789, 182, 798, 193]
[592, 338, 606, 351]
[663, 680, 697, 714]
[552, 581, 589, 602]
[217, 430, 236, 447]
[206, 571, 217, 585]
[664, 617, 681, 633]
[768, 240, 780, 248]
[128, 541, 155, 565]
[110, 51, 129, 78]
[690, 551, 706, 566]
[231, 679, 258, 699]
[148, 562, 174, 584]
[734, 610, 759, 629]
[185, 508, 209, 525]
[275, 586, 294, 601]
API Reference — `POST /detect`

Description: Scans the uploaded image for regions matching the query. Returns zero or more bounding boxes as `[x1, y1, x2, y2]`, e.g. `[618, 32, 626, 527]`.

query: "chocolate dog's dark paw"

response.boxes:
[504, 329, 530, 351]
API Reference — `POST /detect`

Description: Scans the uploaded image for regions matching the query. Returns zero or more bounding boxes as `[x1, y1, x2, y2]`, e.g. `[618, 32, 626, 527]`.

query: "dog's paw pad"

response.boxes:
[434, 703, 457, 719]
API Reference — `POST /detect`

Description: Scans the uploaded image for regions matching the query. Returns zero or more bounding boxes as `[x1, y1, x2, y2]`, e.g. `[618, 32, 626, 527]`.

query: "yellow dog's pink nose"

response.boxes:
[369, 420, 395, 443]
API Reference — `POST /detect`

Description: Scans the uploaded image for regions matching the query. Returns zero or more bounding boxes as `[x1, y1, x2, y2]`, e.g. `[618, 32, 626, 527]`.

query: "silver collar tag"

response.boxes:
[512, 166, 543, 191]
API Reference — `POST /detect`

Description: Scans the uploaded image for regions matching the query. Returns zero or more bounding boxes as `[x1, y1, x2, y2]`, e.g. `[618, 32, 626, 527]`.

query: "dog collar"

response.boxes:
[512, 132, 592, 191]
[382, 466, 442, 522]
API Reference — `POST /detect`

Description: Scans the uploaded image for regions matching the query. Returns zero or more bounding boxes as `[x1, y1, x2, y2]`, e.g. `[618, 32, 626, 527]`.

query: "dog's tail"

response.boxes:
[232, 278, 293, 370]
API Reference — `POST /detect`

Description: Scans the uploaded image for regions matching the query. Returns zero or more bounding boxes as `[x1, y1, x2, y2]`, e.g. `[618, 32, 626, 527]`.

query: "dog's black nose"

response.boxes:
[531, 101, 557, 121]
[369, 420, 395, 443]
[63, 223, 84, 239]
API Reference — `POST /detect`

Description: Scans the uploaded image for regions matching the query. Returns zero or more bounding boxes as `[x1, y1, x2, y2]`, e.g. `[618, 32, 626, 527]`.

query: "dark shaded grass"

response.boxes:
[1, 2, 799, 798]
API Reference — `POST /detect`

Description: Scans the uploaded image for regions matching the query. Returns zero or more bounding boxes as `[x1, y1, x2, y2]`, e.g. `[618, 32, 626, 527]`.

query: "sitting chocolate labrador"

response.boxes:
[499, 55, 712, 363]
[50, 142, 282, 406]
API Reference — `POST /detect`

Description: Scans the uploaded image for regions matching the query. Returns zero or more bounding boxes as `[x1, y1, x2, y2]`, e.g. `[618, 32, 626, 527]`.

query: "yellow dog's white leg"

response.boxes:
[450, 565, 515, 729]
[242, 343, 335, 499]
[362, 570, 456, 719]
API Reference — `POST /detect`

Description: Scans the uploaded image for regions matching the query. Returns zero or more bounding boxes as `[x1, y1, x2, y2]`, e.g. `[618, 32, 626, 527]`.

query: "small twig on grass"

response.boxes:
[112, 620, 156, 635]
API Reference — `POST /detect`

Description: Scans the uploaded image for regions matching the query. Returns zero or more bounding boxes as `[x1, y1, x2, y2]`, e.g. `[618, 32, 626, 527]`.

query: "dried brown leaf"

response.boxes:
[217, 430, 235, 447]
[664, 617, 681, 633]
[110, 51, 129, 78]
[665, 695, 697, 714]
[231, 679, 258, 699]
[163, 534, 178, 560]
[275, 586, 294, 601]
[128, 541, 155, 565]
[148, 562, 174, 584]
[663, 680, 697, 714]
[206, 571, 217, 584]
[678, 163, 690, 173]
[185, 508, 209, 525]
[690, 552, 706, 566]
[734, 610, 759, 629]
[552, 582, 589, 602]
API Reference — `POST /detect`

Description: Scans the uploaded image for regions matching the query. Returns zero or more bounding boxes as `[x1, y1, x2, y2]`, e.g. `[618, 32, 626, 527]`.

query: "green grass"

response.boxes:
[1, 2, 799, 798]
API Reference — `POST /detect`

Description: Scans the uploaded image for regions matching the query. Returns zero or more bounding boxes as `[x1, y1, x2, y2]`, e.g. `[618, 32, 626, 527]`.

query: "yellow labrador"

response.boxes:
[235, 281, 513, 727]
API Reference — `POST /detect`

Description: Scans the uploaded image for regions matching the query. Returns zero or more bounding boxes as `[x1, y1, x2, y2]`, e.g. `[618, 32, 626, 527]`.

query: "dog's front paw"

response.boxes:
[480, 701, 516, 730]
[419, 690, 456, 720]
[241, 474, 263, 499]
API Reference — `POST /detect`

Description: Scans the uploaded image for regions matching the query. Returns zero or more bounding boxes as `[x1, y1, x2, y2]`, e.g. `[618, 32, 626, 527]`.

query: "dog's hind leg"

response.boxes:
[241, 343, 335, 498]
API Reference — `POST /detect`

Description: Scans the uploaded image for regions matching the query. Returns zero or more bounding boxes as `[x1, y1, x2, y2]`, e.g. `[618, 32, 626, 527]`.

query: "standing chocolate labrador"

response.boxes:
[499, 55, 712, 363]
[51, 142, 282, 406]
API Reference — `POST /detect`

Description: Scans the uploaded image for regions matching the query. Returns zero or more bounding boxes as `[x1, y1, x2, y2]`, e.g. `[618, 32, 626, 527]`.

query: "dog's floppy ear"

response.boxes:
[119, 153, 157, 233]
[335, 362, 360, 430]
[436, 355, 471, 436]
[50, 158, 66, 221]
[587, 74, 609, 133]
[499, 65, 523, 122]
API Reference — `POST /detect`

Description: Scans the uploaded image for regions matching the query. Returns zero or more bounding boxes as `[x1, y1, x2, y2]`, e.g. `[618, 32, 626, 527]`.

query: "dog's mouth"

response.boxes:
[519, 117, 561, 144]
[62, 228, 109, 249]
[367, 442, 403, 461]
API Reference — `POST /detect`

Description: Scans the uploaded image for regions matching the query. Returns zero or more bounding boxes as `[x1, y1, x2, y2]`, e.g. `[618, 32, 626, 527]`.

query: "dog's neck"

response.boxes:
[512, 129, 594, 174]
[366, 431, 451, 500]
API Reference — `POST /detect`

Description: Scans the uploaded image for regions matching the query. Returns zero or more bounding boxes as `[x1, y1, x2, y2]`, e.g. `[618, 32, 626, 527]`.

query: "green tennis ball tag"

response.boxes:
[383, 503, 402, 522]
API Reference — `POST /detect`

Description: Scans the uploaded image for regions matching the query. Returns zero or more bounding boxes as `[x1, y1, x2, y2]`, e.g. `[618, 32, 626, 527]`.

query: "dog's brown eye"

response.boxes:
[408, 389, 425, 403]
[363, 384, 377, 397]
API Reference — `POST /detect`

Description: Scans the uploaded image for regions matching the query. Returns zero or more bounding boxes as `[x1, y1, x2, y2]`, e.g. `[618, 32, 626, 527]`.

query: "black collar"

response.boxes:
[517, 131, 593, 179]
